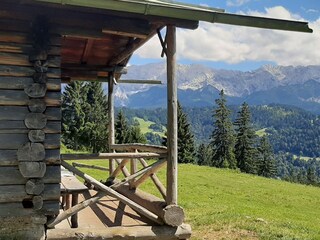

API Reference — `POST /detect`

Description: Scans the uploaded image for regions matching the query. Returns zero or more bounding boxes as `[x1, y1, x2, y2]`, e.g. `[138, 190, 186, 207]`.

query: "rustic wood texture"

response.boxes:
[111, 144, 167, 154]
[24, 83, 47, 98]
[0, 201, 60, 216]
[0, 149, 60, 166]
[32, 195, 44, 211]
[166, 25, 178, 205]
[25, 113, 47, 129]
[0, 77, 60, 91]
[110, 159, 130, 179]
[0, 166, 60, 185]
[108, 75, 115, 175]
[0, 184, 59, 202]
[61, 152, 165, 160]
[0, 121, 60, 134]
[47, 224, 192, 240]
[72, 162, 108, 171]
[117, 185, 185, 227]
[28, 130, 46, 142]
[25, 179, 45, 195]
[0, 53, 60, 68]
[19, 161, 47, 178]
[62, 161, 163, 225]
[0, 90, 60, 106]
[0, 65, 60, 78]
[0, 107, 60, 120]
[17, 142, 45, 162]
[138, 158, 166, 199]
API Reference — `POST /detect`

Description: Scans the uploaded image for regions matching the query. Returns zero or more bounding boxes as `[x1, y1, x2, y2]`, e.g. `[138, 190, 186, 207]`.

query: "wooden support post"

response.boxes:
[110, 159, 130, 179]
[71, 193, 78, 228]
[166, 25, 178, 205]
[129, 150, 138, 189]
[108, 73, 115, 176]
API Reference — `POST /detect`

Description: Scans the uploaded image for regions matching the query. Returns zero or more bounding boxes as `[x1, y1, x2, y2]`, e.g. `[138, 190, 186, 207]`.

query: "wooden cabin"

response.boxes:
[0, 0, 312, 239]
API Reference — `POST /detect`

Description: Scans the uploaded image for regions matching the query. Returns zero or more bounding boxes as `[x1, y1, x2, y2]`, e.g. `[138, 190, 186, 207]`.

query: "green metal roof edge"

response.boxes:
[32, 0, 313, 33]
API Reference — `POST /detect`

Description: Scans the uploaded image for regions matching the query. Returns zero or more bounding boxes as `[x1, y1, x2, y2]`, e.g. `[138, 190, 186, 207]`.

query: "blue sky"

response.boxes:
[130, 0, 320, 71]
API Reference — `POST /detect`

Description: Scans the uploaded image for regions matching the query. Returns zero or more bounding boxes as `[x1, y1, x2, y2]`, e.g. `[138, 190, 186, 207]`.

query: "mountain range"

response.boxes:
[114, 63, 320, 113]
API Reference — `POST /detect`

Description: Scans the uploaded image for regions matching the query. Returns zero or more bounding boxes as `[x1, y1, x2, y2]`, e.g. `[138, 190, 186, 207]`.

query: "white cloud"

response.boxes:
[227, 0, 251, 7]
[135, 6, 320, 66]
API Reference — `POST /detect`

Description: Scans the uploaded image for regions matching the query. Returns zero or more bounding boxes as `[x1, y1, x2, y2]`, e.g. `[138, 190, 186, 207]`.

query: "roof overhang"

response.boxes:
[32, 0, 312, 33]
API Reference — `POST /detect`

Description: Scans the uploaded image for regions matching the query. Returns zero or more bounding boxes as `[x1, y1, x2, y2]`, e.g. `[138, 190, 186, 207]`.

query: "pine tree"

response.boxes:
[257, 135, 276, 178]
[177, 102, 195, 163]
[307, 166, 317, 185]
[197, 143, 211, 166]
[235, 102, 257, 174]
[62, 81, 87, 150]
[115, 110, 130, 144]
[83, 82, 108, 153]
[127, 123, 147, 144]
[210, 90, 236, 168]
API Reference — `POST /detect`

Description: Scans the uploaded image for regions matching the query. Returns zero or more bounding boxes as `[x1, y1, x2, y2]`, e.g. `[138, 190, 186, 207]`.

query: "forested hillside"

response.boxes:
[120, 104, 320, 158]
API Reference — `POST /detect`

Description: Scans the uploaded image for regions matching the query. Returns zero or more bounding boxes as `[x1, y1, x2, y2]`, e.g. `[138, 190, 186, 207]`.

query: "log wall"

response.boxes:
[0, 6, 61, 239]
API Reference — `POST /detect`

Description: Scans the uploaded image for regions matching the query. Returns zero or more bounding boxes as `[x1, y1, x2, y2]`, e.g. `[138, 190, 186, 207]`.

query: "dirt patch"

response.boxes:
[193, 227, 259, 240]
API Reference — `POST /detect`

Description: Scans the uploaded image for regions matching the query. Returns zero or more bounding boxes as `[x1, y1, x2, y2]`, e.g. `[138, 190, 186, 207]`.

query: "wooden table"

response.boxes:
[61, 169, 88, 228]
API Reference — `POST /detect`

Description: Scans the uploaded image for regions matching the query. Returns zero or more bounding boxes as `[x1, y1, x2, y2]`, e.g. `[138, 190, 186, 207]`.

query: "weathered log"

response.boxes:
[0, 133, 28, 149]
[117, 185, 185, 227]
[111, 144, 168, 154]
[32, 196, 44, 210]
[26, 179, 45, 195]
[0, 53, 60, 68]
[61, 152, 165, 160]
[61, 161, 163, 225]
[0, 65, 61, 78]
[0, 90, 60, 106]
[44, 134, 60, 149]
[25, 83, 47, 98]
[0, 166, 60, 185]
[0, 42, 60, 56]
[28, 99, 46, 113]
[0, 149, 60, 166]
[0, 31, 61, 46]
[108, 74, 115, 175]
[0, 122, 60, 134]
[33, 72, 47, 84]
[72, 162, 108, 171]
[28, 130, 45, 142]
[0, 201, 60, 217]
[47, 224, 192, 240]
[139, 158, 166, 199]
[0, 77, 60, 91]
[0, 106, 59, 120]
[47, 192, 106, 228]
[19, 162, 47, 178]
[0, 184, 60, 202]
[166, 26, 178, 205]
[25, 113, 47, 129]
[17, 142, 45, 161]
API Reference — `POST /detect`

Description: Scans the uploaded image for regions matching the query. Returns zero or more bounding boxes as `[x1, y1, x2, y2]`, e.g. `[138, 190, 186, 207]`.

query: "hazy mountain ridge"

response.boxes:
[115, 63, 320, 113]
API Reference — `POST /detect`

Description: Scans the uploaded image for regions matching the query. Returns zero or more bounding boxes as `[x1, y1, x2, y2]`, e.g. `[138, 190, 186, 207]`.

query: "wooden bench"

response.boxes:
[61, 168, 88, 228]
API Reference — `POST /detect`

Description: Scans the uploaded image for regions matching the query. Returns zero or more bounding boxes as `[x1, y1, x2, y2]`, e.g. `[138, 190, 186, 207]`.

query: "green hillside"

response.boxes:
[69, 160, 320, 240]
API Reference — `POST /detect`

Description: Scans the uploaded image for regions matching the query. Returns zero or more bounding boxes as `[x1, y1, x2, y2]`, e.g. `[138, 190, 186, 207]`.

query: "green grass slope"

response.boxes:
[68, 160, 320, 240]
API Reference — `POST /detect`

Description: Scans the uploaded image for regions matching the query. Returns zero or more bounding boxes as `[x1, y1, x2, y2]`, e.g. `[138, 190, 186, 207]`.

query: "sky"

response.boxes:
[130, 0, 320, 71]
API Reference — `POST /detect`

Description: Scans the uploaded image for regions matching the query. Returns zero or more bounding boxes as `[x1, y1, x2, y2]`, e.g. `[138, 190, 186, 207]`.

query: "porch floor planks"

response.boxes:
[55, 190, 153, 229]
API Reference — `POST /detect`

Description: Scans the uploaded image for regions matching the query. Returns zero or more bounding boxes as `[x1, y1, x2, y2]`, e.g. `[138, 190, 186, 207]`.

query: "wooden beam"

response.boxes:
[138, 158, 166, 199]
[72, 162, 109, 171]
[109, 159, 130, 179]
[47, 224, 192, 240]
[118, 79, 162, 85]
[108, 73, 116, 175]
[61, 160, 163, 224]
[110, 159, 167, 189]
[111, 144, 167, 154]
[81, 39, 94, 64]
[61, 152, 166, 160]
[109, 28, 161, 66]
[114, 158, 130, 178]
[102, 17, 151, 39]
[117, 185, 185, 227]
[166, 25, 178, 205]
[61, 64, 127, 74]
[131, 160, 167, 189]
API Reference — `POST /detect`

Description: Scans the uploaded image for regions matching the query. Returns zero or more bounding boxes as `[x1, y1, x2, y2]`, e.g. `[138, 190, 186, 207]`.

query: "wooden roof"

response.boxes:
[13, 0, 313, 82]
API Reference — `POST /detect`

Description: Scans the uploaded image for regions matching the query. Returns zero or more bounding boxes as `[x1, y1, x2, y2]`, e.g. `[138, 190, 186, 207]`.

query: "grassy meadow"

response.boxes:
[67, 159, 320, 240]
